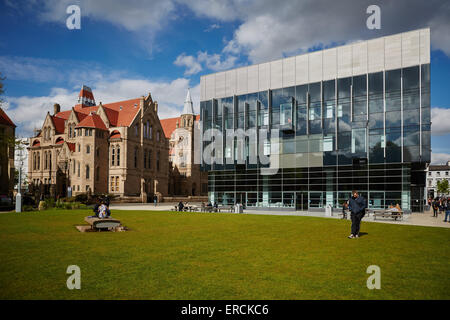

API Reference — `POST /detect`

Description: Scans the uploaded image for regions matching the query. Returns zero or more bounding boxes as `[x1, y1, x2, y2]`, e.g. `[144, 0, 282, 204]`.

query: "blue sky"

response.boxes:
[1, 0, 450, 163]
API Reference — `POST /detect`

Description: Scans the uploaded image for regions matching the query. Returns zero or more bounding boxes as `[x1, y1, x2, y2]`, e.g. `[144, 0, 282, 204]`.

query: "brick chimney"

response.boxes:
[53, 103, 61, 115]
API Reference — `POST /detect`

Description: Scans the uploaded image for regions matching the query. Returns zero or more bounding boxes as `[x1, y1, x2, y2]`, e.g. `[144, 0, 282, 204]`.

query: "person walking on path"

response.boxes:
[348, 190, 367, 239]
[443, 198, 450, 222]
[432, 199, 438, 218]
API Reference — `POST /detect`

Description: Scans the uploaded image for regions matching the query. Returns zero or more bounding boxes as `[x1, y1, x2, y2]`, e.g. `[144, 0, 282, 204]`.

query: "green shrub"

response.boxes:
[66, 197, 76, 203]
[74, 193, 88, 204]
[71, 202, 81, 209]
[22, 205, 35, 212]
[44, 198, 55, 209]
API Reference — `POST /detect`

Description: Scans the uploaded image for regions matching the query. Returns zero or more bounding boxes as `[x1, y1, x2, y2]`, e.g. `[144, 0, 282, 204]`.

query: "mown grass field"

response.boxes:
[0, 209, 448, 299]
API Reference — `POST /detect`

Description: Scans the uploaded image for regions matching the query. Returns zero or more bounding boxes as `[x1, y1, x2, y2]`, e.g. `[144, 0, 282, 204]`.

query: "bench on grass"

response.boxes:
[84, 217, 121, 230]
[337, 209, 351, 219]
[373, 210, 404, 221]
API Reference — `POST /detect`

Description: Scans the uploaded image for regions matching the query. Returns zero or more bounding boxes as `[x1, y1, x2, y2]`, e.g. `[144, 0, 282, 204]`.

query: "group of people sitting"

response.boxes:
[176, 201, 219, 212]
[93, 197, 111, 218]
[387, 203, 402, 212]
[341, 201, 402, 219]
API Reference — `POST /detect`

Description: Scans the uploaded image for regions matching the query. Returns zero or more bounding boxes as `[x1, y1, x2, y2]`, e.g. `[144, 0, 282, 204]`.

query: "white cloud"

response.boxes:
[181, 0, 450, 63]
[204, 23, 221, 32]
[431, 152, 450, 165]
[197, 51, 238, 71]
[174, 54, 203, 76]
[37, 0, 175, 31]
[5, 77, 200, 137]
[18, 1, 450, 65]
[431, 107, 450, 136]
[174, 51, 238, 75]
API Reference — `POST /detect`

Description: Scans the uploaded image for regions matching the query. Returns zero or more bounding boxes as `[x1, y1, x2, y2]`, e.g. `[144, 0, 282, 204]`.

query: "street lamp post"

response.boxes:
[15, 140, 27, 213]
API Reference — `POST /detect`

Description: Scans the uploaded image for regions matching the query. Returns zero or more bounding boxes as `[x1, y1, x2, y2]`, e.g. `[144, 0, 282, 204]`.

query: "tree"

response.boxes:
[436, 179, 449, 196]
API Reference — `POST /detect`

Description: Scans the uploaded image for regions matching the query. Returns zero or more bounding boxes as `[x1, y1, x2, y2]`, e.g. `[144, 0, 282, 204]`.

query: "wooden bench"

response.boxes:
[84, 217, 121, 230]
[373, 210, 404, 221]
[219, 206, 234, 213]
[337, 209, 351, 219]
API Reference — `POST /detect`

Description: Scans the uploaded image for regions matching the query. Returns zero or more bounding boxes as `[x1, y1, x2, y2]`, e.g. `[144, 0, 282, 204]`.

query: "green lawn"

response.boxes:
[0, 209, 449, 299]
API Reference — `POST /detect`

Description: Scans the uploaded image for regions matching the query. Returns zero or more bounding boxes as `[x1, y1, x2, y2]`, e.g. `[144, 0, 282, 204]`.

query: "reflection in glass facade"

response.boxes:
[201, 64, 430, 212]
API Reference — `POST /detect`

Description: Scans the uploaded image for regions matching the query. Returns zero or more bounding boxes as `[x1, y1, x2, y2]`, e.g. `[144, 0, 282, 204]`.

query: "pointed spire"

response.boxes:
[182, 88, 194, 115]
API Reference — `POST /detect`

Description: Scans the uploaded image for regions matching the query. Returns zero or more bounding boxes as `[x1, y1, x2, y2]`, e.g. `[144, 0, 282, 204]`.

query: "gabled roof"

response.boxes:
[103, 98, 141, 127]
[55, 98, 141, 128]
[160, 117, 179, 138]
[160, 115, 199, 138]
[0, 107, 16, 127]
[76, 113, 108, 130]
[50, 115, 66, 134]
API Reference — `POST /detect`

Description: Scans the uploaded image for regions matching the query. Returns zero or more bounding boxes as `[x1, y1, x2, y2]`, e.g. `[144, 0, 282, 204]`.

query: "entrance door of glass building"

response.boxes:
[236, 192, 245, 206]
[295, 192, 308, 211]
[222, 192, 235, 206]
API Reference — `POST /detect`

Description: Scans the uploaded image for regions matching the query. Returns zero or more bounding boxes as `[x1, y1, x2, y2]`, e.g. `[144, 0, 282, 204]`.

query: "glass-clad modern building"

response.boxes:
[199, 29, 431, 212]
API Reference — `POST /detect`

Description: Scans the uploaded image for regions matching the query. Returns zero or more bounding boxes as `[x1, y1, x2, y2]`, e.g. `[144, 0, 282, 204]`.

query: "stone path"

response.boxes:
[110, 203, 450, 229]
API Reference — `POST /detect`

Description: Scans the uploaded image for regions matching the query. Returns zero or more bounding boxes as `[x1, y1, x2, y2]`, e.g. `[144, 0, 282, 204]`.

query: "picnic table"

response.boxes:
[373, 209, 404, 221]
[84, 216, 121, 230]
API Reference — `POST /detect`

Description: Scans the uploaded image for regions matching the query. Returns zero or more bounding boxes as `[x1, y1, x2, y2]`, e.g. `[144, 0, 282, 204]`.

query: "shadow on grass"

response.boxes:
[358, 232, 369, 237]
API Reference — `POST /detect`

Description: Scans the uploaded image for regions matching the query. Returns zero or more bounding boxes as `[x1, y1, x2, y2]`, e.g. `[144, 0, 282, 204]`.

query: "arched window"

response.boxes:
[150, 125, 153, 139]
[146, 120, 150, 138]
[86, 165, 90, 179]
[77, 161, 80, 177]
[48, 151, 51, 170]
[134, 148, 138, 168]
[111, 147, 115, 166]
[117, 146, 120, 166]
[44, 152, 47, 170]
[73, 160, 76, 174]
[86, 145, 90, 154]
[143, 122, 147, 138]
[37, 152, 40, 170]
[33, 152, 37, 170]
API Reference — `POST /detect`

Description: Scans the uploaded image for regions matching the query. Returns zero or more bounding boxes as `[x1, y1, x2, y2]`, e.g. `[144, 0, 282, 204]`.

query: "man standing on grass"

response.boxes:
[348, 190, 367, 239]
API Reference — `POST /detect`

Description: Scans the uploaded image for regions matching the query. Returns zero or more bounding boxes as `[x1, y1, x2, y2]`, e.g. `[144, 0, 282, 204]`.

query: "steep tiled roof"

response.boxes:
[56, 98, 140, 128]
[54, 110, 72, 120]
[110, 130, 121, 139]
[76, 113, 108, 130]
[0, 107, 16, 127]
[47, 86, 148, 140]
[160, 117, 179, 138]
[51, 115, 66, 134]
[66, 142, 76, 152]
[103, 99, 141, 127]
[160, 115, 199, 138]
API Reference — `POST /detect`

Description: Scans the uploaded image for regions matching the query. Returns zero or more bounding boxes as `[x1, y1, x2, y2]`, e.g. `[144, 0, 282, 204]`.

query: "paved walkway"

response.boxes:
[110, 203, 450, 229]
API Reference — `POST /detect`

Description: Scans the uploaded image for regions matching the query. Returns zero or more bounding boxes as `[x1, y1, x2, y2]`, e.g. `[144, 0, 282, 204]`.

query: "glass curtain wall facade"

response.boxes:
[200, 36, 430, 212]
